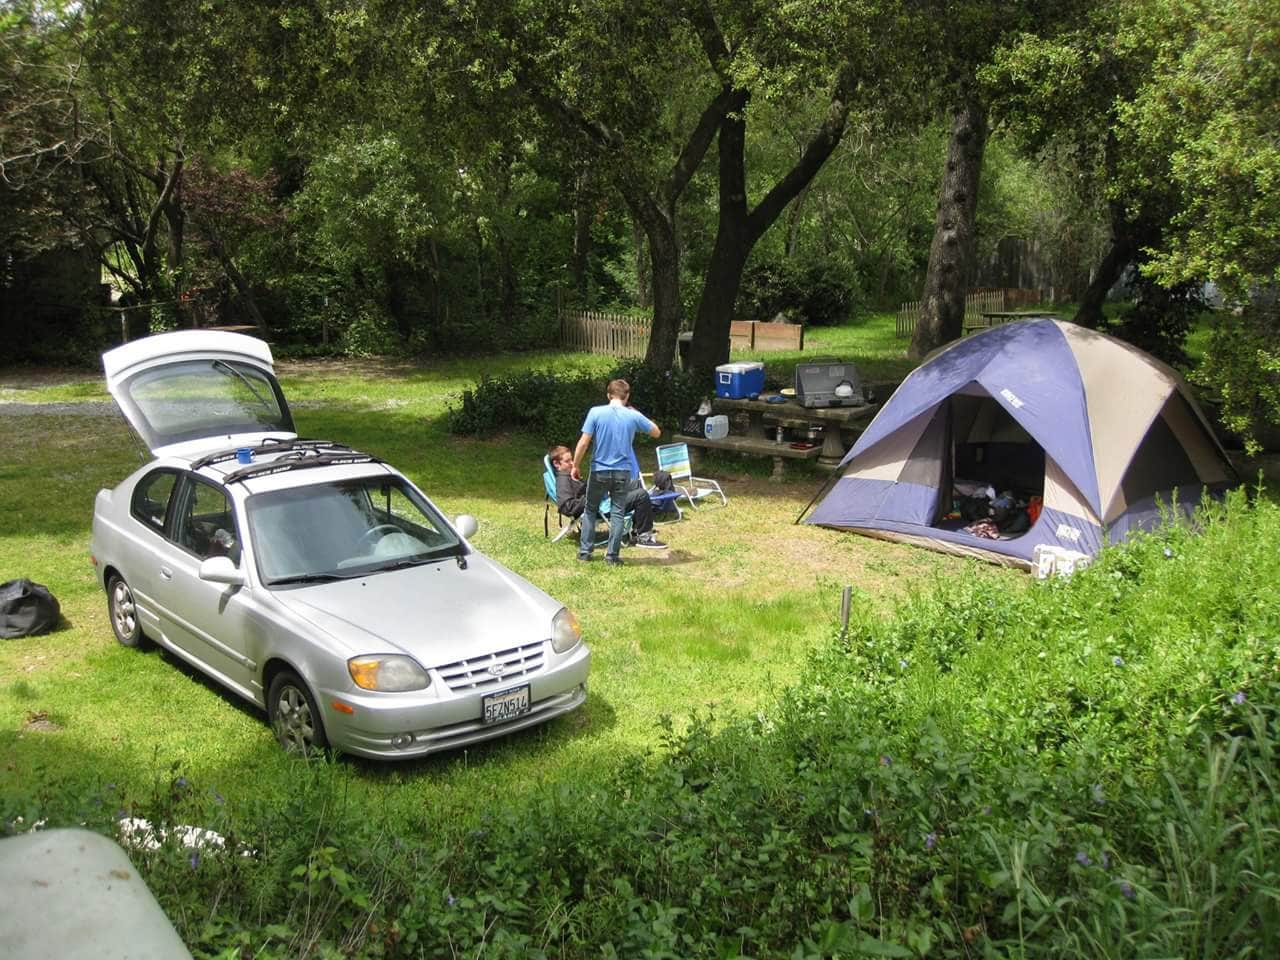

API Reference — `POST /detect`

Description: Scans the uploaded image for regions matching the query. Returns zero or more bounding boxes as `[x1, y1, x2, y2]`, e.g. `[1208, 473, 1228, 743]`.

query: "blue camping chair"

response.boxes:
[542, 455, 632, 543]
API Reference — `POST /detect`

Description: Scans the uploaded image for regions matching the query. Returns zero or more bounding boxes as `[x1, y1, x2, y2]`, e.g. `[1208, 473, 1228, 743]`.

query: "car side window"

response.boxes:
[173, 478, 240, 565]
[130, 470, 179, 533]
[372, 483, 448, 545]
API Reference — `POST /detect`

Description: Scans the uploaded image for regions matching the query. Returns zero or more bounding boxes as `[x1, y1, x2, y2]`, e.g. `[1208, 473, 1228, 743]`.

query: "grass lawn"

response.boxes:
[0, 319, 1003, 832]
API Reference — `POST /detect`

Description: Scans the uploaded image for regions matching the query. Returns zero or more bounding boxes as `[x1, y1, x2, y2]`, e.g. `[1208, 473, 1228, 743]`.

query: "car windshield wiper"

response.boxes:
[370, 551, 459, 573]
[212, 358, 271, 408]
[267, 572, 357, 586]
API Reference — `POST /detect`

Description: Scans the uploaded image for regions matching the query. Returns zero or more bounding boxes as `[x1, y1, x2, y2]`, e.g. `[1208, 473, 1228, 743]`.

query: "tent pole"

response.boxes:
[794, 461, 850, 524]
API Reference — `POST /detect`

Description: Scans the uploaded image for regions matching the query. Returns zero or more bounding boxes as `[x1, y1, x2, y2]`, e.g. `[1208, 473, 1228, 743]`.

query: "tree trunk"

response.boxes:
[162, 175, 186, 326]
[209, 237, 266, 331]
[633, 216, 651, 309]
[909, 94, 988, 359]
[625, 191, 682, 370]
[688, 66, 855, 376]
[571, 167, 592, 299]
[1074, 205, 1135, 329]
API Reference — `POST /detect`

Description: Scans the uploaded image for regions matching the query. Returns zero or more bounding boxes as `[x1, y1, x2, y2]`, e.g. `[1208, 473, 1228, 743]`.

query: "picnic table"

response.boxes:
[692, 394, 881, 477]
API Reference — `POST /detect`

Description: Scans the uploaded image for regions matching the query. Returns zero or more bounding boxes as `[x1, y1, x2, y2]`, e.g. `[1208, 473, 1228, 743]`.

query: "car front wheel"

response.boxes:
[107, 575, 147, 649]
[268, 670, 329, 755]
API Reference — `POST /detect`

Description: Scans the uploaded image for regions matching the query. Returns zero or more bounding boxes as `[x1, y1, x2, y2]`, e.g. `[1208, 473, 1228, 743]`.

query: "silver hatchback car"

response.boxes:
[90, 331, 589, 758]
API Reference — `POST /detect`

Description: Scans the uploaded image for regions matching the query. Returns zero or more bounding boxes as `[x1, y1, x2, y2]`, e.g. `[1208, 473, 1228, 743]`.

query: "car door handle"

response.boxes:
[160, 566, 173, 580]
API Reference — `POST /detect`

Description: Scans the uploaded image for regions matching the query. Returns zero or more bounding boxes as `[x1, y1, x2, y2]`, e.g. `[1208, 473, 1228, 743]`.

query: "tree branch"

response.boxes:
[746, 63, 857, 243]
[661, 85, 738, 204]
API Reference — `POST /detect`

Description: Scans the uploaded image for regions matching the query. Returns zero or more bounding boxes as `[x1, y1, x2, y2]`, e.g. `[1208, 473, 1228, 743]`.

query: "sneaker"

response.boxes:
[632, 532, 668, 549]
[577, 553, 592, 562]
[604, 556, 624, 567]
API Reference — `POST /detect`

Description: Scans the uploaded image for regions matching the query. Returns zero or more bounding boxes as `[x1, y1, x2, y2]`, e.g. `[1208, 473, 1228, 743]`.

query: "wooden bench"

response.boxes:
[681, 433, 822, 481]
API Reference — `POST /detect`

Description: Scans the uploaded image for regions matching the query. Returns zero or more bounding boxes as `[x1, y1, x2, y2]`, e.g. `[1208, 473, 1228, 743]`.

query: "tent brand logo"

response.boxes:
[1056, 524, 1082, 542]
[1000, 388, 1025, 409]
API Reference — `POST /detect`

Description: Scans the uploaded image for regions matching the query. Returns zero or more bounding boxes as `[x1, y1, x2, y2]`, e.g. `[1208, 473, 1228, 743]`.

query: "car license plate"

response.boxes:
[482, 685, 530, 724]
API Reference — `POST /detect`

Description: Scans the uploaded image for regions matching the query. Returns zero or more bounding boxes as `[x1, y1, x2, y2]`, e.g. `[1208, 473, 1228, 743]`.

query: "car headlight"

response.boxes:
[551, 607, 582, 654]
[348, 655, 430, 692]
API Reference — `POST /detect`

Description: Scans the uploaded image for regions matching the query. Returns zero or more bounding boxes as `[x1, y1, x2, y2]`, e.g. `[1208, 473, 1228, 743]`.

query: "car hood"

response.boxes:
[270, 553, 560, 667]
[102, 330, 296, 458]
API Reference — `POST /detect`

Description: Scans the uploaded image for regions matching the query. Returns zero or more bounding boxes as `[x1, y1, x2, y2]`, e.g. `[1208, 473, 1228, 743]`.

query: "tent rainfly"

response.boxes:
[806, 319, 1237, 567]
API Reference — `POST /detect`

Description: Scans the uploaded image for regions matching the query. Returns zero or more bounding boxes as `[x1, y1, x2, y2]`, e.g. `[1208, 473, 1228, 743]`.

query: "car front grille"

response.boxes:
[436, 641, 545, 692]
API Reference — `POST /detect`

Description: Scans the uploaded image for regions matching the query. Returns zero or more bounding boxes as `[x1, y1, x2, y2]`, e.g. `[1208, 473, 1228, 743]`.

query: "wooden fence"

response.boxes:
[559, 310, 651, 358]
[895, 288, 1045, 339]
[729, 320, 805, 352]
[560, 311, 805, 357]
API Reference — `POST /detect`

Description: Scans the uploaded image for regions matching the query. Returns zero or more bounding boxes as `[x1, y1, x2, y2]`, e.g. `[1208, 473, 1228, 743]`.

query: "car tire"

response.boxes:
[267, 670, 329, 755]
[107, 574, 148, 649]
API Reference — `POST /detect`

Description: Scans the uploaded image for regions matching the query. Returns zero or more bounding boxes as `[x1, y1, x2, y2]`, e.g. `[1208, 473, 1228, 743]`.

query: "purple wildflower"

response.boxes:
[1075, 851, 1091, 867]
[175, 776, 188, 789]
[981, 805, 992, 816]
[1231, 691, 1246, 706]
[1092, 783, 1105, 806]
[1101, 851, 1111, 870]
[1112, 656, 1125, 667]
[924, 832, 937, 851]
[898, 659, 909, 670]
[1120, 880, 1135, 899]
[446, 894, 457, 907]
[188, 851, 200, 870]
[210, 788, 225, 806]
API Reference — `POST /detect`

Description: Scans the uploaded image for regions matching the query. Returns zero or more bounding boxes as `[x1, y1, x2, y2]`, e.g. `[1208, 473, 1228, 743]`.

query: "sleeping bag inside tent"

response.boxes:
[806, 319, 1237, 566]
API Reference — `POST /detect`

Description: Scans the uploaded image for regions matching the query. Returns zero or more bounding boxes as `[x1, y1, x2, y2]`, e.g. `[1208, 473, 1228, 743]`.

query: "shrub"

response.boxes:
[1102, 275, 1204, 367]
[736, 257, 863, 327]
[447, 361, 708, 442]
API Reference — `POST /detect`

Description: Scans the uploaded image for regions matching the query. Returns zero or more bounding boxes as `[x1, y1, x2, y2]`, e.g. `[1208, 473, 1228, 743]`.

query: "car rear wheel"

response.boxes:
[107, 575, 147, 649]
[268, 670, 328, 755]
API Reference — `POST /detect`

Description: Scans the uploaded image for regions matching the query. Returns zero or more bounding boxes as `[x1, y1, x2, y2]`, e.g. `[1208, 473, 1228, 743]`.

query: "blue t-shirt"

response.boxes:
[582, 403, 653, 473]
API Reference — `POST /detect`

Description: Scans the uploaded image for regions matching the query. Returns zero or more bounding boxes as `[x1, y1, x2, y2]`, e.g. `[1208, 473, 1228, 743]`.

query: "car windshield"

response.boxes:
[246, 476, 464, 585]
[117, 358, 293, 450]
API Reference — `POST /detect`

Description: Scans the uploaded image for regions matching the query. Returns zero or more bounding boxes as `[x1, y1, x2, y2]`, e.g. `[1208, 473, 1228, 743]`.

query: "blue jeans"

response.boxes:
[579, 469, 632, 561]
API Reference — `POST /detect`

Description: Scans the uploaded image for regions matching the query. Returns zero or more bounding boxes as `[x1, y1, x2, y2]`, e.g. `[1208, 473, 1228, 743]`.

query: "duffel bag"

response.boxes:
[0, 579, 61, 638]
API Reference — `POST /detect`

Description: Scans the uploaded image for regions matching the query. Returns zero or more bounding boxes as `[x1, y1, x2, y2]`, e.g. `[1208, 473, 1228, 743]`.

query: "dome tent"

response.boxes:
[806, 319, 1237, 567]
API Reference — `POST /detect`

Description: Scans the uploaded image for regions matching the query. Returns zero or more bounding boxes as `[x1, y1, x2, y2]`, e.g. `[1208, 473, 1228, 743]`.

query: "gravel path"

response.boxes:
[0, 400, 117, 417]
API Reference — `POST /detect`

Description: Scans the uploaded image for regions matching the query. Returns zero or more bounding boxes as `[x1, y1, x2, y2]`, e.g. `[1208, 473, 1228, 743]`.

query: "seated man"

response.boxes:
[548, 445, 666, 549]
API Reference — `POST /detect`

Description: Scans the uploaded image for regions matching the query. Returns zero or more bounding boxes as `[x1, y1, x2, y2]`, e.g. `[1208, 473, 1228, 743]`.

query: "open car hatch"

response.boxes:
[103, 330, 296, 459]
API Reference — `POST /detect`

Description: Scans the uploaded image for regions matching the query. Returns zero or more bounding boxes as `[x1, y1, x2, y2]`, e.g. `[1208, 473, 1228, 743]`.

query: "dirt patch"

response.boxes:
[22, 711, 62, 733]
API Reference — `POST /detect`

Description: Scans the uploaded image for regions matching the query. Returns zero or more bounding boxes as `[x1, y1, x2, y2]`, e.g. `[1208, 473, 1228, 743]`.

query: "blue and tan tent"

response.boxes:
[807, 319, 1236, 566]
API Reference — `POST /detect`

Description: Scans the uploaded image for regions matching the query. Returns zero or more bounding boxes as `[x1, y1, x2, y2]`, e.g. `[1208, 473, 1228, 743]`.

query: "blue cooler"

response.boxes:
[715, 361, 765, 399]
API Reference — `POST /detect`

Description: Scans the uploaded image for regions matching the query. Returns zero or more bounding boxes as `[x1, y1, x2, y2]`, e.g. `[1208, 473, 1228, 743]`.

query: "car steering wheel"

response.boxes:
[356, 524, 401, 550]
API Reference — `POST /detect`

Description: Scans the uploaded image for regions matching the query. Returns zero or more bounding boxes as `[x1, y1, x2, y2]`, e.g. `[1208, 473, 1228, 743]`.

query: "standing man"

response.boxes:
[572, 378, 661, 565]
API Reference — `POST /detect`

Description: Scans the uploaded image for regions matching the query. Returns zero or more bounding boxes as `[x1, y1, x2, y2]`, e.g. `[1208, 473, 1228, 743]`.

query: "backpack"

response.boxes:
[0, 579, 61, 639]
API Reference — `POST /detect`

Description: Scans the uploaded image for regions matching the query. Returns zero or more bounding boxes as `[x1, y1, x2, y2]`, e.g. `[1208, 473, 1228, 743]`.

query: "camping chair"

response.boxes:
[653, 442, 727, 511]
[542, 456, 632, 543]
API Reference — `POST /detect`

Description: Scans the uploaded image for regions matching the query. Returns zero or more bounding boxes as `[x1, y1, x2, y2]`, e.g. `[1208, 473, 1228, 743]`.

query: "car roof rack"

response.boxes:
[192, 438, 351, 470]
[221, 445, 384, 485]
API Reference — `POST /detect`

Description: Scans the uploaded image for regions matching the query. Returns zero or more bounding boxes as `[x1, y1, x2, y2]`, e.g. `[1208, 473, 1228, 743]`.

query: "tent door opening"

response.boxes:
[934, 391, 1045, 536]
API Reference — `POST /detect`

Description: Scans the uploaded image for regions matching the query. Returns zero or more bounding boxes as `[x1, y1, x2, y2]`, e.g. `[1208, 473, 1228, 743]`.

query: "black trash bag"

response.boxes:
[0, 579, 61, 638]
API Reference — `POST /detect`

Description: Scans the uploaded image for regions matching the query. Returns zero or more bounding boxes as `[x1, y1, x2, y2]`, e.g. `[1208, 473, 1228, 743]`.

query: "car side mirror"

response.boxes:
[454, 514, 479, 539]
[198, 555, 245, 586]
